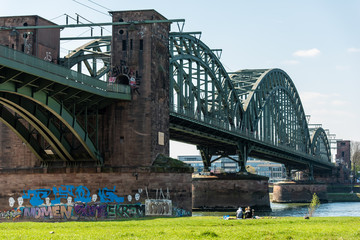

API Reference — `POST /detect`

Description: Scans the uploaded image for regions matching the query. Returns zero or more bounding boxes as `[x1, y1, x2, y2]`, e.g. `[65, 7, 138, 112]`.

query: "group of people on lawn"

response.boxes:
[236, 206, 254, 219]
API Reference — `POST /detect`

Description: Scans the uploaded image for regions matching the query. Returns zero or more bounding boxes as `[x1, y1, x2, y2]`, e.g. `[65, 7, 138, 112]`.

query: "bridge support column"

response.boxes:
[308, 163, 314, 182]
[197, 146, 214, 172]
[237, 142, 253, 173]
[285, 165, 292, 180]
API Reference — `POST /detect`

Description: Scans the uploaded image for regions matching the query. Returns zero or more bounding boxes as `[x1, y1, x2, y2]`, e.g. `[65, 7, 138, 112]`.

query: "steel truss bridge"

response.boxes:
[0, 25, 333, 179]
[168, 32, 333, 179]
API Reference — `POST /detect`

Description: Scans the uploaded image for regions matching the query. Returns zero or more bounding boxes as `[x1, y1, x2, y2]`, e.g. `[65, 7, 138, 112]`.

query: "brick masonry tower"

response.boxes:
[0, 15, 59, 62]
[100, 10, 170, 167]
[336, 140, 351, 169]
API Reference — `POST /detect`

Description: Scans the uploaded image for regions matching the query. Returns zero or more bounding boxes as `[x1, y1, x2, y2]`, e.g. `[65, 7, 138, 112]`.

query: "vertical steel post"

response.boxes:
[198, 145, 213, 172]
[237, 142, 252, 173]
[285, 165, 292, 180]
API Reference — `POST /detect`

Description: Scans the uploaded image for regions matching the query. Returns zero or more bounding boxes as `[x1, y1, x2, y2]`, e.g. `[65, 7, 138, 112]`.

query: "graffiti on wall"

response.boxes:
[0, 203, 144, 221]
[21, 185, 129, 207]
[143, 187, 191, 217]
[1, 185, 191, 221]
[109, 60, 141, 94]
[145, 199, 172, 216]
[0, 185, 146, 221]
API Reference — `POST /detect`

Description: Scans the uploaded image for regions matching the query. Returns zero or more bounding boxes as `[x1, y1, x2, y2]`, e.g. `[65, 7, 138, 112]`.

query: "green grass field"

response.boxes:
[1, 216, 360, 239]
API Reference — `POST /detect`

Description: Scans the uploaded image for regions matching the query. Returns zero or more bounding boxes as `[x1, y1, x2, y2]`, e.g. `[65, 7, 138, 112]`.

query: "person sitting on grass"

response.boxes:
[245, 206, 252, 219]
[236, 207, 243, 219]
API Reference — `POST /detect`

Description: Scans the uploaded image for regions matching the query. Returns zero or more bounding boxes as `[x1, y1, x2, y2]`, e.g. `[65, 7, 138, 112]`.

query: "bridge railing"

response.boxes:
[170, 104, 332, 164]
[0, 45, 130, 95]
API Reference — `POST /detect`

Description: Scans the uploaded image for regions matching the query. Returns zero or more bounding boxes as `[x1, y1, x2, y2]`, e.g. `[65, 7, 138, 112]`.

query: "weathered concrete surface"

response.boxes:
[192, 173, 270, 211]
[272, 181, 328, 203]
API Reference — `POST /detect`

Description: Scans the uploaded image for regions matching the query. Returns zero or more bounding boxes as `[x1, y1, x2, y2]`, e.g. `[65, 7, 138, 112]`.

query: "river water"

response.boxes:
[193, 202, 360, 217]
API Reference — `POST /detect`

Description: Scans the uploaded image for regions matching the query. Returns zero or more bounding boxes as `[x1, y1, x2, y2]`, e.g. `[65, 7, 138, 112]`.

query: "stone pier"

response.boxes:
[192, 173, 271, 211]
[272, 181, 328, 203]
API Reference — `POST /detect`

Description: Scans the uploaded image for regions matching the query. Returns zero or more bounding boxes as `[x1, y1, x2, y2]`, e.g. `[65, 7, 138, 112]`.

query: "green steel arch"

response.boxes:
[0, 82, 100, 163]
[169, 33, 332, 170]
[169, 33, 243, 129]
[231, 69, 312, 154]
[311, 127, 331, 162]
[60, 38, 111, 80]
[0, 92, 73, 162]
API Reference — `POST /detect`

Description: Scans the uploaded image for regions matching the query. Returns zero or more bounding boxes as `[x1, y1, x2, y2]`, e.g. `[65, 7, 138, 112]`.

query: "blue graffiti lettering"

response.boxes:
[22, 189, 52, 206]
[98, 187, 124, 203]
[74, 186, 91, 203]
[52, 185, 75, 205]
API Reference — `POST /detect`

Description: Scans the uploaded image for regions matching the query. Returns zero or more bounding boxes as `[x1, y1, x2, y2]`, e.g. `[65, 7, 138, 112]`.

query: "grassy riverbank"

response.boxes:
[1, 216, 360, 239]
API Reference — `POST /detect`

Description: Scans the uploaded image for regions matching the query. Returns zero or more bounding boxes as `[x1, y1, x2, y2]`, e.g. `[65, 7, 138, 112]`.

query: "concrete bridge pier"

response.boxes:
[192, 142, 271, 212]
[273, 165, 327, 203]
[192, 173, 271, 212]
[272, 181, 328, 203]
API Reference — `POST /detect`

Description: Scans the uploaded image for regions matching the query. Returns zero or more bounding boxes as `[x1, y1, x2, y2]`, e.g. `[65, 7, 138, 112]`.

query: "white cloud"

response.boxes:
[347, 48, 360, 53]
[293, 48, 320, 57]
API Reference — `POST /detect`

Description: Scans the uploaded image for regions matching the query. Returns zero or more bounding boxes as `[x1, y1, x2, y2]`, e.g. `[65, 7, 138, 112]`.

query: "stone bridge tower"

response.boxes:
[101, 10, 170, 167]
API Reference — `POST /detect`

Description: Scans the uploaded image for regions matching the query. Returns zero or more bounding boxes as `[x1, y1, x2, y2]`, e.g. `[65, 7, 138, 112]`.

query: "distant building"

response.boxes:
[336, 140, 351, 169]
[246, 160, 285, 181]
[178, 155, 286, 181]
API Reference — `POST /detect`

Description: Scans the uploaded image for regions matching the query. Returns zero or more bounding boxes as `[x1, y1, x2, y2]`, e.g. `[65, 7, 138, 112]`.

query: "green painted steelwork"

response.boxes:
[60, 38, 111, 80]
[60, 36, 112, 41]
[169, 32, 243, 129]
[0, 105, 44, 160]
[0, 22, 334, 175]
[0, 81, 99, 162]
[232, 69, 311, 155]
[0, 45, 130, 100]
[311, 128, 331, 162]
[169, 32, 334, 173]
[0, 45, 132, 164]
[0, 93, 73, 162]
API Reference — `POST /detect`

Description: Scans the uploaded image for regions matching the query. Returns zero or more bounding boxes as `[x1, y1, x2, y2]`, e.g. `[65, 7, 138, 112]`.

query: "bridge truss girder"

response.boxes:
[231, 69, 311, 155]
[169, 33, 243, 131]
[60, 38, 111, 80]
[311, 127, 332, 163]
[169, 33, 333, 173]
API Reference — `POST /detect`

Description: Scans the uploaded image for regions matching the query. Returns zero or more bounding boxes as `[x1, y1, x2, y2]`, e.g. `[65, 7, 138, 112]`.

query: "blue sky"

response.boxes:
[2, 0, 360, 158]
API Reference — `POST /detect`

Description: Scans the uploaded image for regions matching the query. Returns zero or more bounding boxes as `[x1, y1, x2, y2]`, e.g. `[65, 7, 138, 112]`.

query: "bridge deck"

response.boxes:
[0, 45, 131, 109]
[170, 111, 334, 171]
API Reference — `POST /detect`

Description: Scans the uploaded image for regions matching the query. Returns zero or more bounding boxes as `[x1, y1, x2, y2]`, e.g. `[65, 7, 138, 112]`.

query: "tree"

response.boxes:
[351, 141, 360, 179]
[307, 193, 320, 218]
